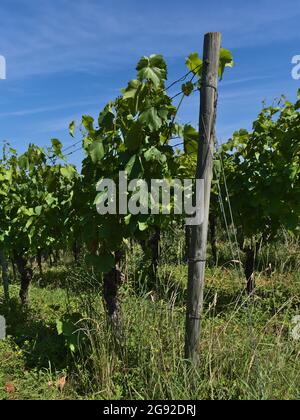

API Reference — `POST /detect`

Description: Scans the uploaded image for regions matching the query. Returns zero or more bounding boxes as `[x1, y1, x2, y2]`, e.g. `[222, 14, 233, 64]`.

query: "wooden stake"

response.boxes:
[185, 32, 221, 362]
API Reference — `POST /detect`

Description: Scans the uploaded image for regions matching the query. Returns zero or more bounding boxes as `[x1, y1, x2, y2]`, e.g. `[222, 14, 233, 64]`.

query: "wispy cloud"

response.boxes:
[0, 100, 100, 118]
[0, 0, 299, 155]
[221, 75, 274, 86]
[1, 0, 299, 79]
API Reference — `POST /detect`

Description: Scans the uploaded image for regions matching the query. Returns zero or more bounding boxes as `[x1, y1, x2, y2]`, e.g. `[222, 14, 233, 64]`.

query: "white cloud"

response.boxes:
[0, 0, 299, 79]
[0, 100, 100, 118]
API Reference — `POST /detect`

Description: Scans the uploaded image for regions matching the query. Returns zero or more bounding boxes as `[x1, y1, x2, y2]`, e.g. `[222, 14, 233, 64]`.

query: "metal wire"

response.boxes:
[165, 64, 202, 91]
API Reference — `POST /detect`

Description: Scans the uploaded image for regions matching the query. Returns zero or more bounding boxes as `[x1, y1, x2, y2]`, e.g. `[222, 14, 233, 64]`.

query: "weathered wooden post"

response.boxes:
[185, 32, 221, 362]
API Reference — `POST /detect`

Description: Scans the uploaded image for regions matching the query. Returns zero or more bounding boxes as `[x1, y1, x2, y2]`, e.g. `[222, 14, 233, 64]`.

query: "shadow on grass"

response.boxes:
[130, 267, 243, 317]
[32, 262, 101, 296]
[0, 297, 70, 371]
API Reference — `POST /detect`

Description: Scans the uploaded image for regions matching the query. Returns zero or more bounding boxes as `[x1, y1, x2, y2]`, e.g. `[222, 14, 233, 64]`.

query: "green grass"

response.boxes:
[0, 284, 76, 399]
[1, 237, 300, 399]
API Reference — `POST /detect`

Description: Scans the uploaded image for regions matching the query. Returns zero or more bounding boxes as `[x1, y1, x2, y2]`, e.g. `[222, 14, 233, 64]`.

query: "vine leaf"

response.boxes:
[60, 165, 76, 180]
[125, 154, 143, 178]
[144, 146, 166, 164]
[219, 48, 234, 79]
[136, 54, 167, 87]
[125, 122, 144, 151]
[18, 155, 29, 170]
[183, 124, 198, 154]
[139, 107, 162, 132]
[69, 121, 75, 137]
[186, 48, 234, 81]
[51, 138, 63, 158]
[89, 140, 104, 163]
[123, 79, 141, 100]
[82, 115, 95, 134]
[98, 104, 115, 131]
[186, 53, 203, 77]
[138, 221, 149, 231]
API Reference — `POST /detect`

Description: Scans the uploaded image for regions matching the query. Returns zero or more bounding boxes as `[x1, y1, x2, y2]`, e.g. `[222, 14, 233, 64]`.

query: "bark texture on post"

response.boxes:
[185, 225, 192, 263]
[185, 33, 221, 362]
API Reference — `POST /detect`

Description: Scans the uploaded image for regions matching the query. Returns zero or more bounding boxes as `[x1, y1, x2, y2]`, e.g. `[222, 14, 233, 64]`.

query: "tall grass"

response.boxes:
[2, 232, 299, 399]
[63, 248, 300, 400]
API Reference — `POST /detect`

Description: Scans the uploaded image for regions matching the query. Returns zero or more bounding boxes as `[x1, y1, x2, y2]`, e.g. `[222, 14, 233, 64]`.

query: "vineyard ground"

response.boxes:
[0, 239, 300, 400]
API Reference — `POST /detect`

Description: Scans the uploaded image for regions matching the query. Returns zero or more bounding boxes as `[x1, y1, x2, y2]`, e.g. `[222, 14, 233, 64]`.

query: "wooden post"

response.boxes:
[185, 32, 221, 362]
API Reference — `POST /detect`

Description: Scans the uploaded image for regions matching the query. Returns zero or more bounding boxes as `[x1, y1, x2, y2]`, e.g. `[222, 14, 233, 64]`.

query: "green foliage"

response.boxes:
[5, 256, 300, 400]
[85, 253, 115, 273]
[69, 121, 76, 138]
[0, 143, 79, 265]
[56, 313, 84, 353]
[219, 48, 234, 79]
[220, 94, 300, 245]
[0, 48, 234, 282]
[183, 124, 198, 154]
[1, 232, 300, 400]
[186, 52, 203, 77]
[75, 49, 233, 274]
[2, 47, 300, 401]
[186, 47, 234, 83]
[75, 54, 188, 272]
[136, 54, 167, 87]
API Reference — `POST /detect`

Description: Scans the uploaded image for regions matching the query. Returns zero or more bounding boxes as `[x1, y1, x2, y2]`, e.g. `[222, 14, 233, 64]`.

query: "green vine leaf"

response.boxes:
[89, 139, 104, 163]
[136, 54, 167, 87]
[186, 53, 203, 77]
[125, 122, 144, 151]
[219, 48, 234, 79]
[69, 120, 75, 137]
[183, 124, 198, 154]
[139, 107, 162, 132]
[82, 115, 95, 133]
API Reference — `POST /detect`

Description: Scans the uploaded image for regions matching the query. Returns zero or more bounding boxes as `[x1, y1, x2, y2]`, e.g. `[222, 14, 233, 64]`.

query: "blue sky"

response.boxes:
[0, 0, 299, 166]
